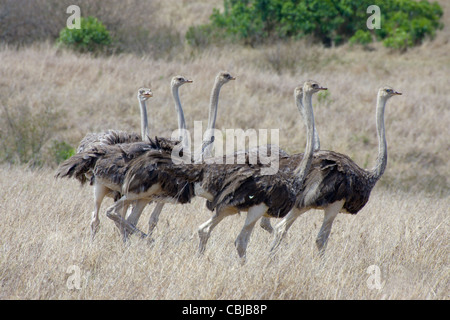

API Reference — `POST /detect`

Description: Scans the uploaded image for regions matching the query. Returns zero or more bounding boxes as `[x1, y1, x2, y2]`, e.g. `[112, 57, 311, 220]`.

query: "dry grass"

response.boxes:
[0, 0, 449, 300]
[0, 165, 448, 299]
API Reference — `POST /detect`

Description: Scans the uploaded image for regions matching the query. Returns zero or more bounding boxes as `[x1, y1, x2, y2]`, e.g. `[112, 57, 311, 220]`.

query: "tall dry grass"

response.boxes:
[0, 165, 448, 299]
[0, 0, 449, 300]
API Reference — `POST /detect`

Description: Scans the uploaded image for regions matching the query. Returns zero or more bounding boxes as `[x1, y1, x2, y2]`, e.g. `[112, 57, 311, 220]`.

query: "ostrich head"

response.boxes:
[137, 88, 153, 101]
[303, 80, 327, 94]
[216, 71, 236, 85]
[171, 75, 193, 88]
[378, 86, 402, 99]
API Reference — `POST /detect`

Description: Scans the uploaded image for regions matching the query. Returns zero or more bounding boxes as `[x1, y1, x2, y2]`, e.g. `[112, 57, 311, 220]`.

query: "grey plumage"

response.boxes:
[55, 138, 176, 186]
[76, 129, 142, 154]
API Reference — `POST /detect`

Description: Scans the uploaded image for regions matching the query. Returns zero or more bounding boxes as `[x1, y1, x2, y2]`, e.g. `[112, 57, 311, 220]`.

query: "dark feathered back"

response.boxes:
[56, 142, 152, 185]
[299, 150, 374, 214]
[122, 148, 195, 204]
[55, 146, 107, 185]
[200, 149, 375, 218]
[56, 133, 181, 186]
[206, 166, 297, 217]
[148, 136, 181, 154]
[77, 129, 141, 153]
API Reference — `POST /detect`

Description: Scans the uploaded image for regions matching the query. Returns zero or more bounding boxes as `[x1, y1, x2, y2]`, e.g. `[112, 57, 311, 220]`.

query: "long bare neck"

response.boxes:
[139, 99, 150, 142]
[297, 95, 320, 151]
[313, 120, 320, 151]
[369, 94, 388, 181]
[293, 92, 315, 184]
[172, 84, 188, 146]
[202, 78, 222, 157]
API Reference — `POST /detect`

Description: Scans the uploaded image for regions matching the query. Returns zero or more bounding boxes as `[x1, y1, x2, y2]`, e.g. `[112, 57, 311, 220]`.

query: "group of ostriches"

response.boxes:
[56, 71, 401, 260]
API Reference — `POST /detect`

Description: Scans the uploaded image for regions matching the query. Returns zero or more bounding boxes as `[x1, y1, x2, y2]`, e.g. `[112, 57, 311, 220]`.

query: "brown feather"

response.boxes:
[76, 129, 141, 153]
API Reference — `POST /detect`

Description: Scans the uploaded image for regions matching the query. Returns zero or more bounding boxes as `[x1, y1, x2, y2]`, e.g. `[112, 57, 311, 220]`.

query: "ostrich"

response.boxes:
[56, 76, 192, 238]
[105, 72, 236, 239]
[258, 86, 321, 233]
[77, 87, 153, 153]
[71, 87, 153, 186]
[139, 80, 325, 259]
[55, 88, 153, 228]
[269, 86, 402, 254]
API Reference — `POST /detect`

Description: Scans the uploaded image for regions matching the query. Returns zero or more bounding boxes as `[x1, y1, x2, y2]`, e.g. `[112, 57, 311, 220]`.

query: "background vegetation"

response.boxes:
[57, 16, 112, 53]
[0, 0, 448, 299]
[186, 0, 443, 50]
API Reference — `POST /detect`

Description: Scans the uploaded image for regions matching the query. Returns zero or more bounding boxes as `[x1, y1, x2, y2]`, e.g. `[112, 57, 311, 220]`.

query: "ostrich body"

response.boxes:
[270, 86, 402, 254]
[103, 72, 236, 238]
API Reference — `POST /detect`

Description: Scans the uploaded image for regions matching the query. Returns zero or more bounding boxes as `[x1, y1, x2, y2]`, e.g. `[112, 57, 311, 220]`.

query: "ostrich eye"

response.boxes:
[386, 89, 392, 93]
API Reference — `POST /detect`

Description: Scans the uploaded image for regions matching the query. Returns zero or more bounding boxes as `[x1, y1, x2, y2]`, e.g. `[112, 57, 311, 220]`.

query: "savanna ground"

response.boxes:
[0, 0, 449, 300]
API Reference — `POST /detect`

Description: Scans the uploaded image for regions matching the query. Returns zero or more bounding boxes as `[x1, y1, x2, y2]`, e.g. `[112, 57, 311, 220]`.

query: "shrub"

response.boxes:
[189, 0, 443, 50]
[50, 140, 75, 164]
[57, 16, 112, 53]
[349, 30, 373, 47]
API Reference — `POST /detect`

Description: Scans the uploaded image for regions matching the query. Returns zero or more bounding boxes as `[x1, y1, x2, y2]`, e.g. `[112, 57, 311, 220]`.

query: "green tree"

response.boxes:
[186, 0, 443, 50]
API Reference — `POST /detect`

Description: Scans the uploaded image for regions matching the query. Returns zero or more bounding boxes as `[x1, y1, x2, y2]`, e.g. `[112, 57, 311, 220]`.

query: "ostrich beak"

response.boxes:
[319, 87, 327, 90]
[394, 91, 402, 95]
[230, 76, 236, 80]
[186, 79, 193, 83]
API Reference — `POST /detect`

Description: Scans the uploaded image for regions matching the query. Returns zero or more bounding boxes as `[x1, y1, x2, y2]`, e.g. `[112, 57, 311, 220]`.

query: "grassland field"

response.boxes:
[0, 0, 448, 300]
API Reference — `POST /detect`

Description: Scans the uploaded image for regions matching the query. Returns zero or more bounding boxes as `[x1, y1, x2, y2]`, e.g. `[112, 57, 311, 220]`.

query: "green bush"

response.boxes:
[57, 16, 112, 53]
[189, 0, 443, 50]
[50, 141, 75, 164]
[349, 30, 373, 46]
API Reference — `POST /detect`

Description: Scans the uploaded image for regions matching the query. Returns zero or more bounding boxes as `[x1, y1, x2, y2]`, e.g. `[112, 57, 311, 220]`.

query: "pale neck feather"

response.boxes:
[139, 99, 150, 142]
